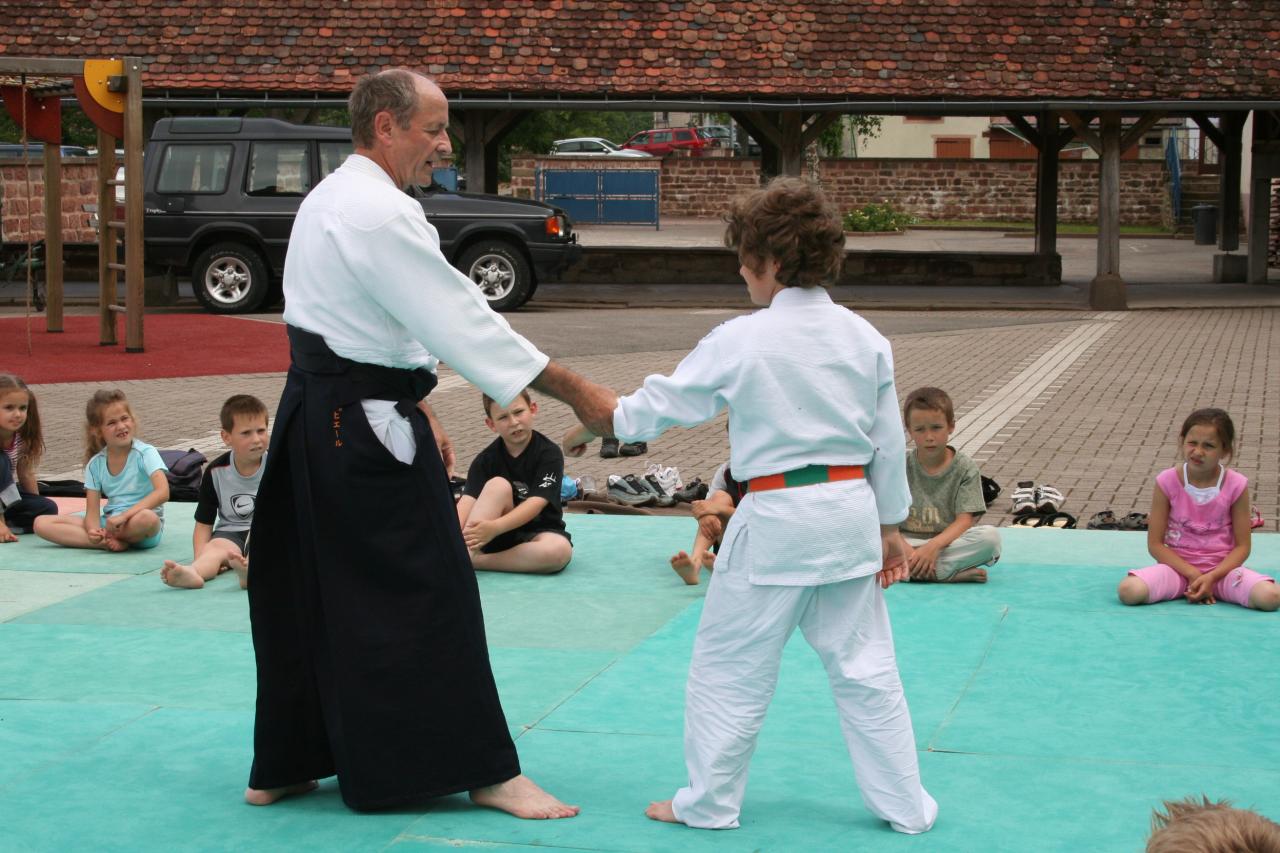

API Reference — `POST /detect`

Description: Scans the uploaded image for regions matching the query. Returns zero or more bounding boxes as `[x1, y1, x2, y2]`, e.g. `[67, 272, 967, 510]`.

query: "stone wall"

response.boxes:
[1, 159, 102, 244]
[513, 155, 1172, 227]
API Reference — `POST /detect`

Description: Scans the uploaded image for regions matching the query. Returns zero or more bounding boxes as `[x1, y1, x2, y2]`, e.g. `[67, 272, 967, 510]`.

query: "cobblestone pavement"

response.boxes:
[25, 306, 1280, 533]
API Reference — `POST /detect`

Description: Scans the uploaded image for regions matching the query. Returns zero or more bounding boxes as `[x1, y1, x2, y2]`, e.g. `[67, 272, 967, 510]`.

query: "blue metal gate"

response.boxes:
[537, 168, 660, 228]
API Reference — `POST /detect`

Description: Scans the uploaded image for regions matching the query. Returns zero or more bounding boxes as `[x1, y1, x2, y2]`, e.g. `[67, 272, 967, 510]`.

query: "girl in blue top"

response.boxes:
[34, 389, 169, 551]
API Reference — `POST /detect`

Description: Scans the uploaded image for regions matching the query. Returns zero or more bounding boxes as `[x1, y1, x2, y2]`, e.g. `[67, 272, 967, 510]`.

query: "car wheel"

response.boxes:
[191, 243, 271, 314]
[457, 240, 532, 312]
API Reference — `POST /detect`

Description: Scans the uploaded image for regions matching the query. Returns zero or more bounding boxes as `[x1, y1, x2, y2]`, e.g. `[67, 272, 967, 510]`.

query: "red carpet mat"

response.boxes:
[2, 314, 290, 384]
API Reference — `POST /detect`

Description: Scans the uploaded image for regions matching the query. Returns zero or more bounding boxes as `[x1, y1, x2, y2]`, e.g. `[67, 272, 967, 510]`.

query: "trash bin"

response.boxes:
[1191, 204, 1218, 245]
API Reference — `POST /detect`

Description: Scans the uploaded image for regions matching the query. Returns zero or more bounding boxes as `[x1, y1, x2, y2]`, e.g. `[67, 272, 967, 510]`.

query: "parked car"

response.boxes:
[550, 137, 652, 157]
[0, 142, 92, 159]
[141, 117, 581, 313]
[621, 127, 714, 156]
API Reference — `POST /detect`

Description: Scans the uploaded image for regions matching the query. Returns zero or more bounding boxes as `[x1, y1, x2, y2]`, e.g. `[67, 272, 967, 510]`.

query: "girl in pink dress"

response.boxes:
[1118, 408, 1278, 610]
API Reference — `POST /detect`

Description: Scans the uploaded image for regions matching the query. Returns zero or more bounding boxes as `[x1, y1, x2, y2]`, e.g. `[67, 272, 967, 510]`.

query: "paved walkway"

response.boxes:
[23, 305, 1280, 534]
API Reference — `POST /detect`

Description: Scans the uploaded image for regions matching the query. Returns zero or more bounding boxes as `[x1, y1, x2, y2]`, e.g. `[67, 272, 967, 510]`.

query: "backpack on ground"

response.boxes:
[159, 448, 208, 502]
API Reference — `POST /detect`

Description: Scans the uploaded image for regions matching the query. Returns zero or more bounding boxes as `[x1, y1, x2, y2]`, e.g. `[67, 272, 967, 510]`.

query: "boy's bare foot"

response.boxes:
[244, 779, 318, 805]
[943, 567, 988, 584]
[470, 774, 580, 820]
[645, 799, 683, 823]
[228, 555, 249, 589]
[102, 537, 128, 552]
[669, 551, 701, 585]
[161, 560, 205, 589]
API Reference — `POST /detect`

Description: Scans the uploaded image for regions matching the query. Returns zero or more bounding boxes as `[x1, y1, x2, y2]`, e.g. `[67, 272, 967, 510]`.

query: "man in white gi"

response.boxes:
[566, 178, 938, 833]
[246, 69, 616, 817]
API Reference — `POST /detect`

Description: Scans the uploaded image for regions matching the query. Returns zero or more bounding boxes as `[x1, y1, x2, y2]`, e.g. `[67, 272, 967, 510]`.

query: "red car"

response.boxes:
[621, 127, 716, 156]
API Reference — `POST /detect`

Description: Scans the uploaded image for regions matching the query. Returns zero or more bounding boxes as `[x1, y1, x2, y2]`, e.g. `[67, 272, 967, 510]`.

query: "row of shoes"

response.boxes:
[606, 464, 709, 507]
[599, 438, 647, 459]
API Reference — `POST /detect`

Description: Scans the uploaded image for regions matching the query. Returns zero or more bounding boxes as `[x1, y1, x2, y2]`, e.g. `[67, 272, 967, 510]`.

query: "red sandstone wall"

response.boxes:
[1, 159, 101, 244]
[514, 155, 1171, 227]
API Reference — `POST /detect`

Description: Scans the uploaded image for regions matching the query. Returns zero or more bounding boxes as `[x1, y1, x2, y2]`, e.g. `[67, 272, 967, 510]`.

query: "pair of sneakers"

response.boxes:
[600, 438, 647, 459]
[1011, 481, 1064, 515]
[608, 473, 672, 507]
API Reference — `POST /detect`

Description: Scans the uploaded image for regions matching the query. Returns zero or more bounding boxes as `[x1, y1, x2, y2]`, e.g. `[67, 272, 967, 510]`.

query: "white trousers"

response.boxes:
[671, 569, 937, 833]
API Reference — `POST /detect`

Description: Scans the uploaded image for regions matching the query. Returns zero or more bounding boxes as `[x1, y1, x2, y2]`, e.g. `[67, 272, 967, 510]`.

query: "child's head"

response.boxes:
[723, 177, 845, 304]
[84, 389, 136, 462]
[0, 373, 43, 465]
[903, 387, 956, 450]
[482, 389, 536, 450]
[1179, 408, 1235, 466]
[219, 395, 270, 463]
[1147, 795, 1280, 853]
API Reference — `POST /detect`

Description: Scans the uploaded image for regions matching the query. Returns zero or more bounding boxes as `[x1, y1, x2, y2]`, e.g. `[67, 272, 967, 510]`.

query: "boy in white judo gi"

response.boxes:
[565, 177, 937, 834]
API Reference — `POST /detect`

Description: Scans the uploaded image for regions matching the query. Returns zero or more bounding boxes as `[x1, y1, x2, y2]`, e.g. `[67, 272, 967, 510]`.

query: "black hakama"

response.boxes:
[247, 326, 520, 810]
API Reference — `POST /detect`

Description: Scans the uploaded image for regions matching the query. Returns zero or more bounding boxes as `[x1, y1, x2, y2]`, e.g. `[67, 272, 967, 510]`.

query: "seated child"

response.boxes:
[1118, 408, 1279, 610]
[1147, 795, 1280, 852]
[457, 389, 572, 574]
[161, 395, 269, 589]
[669, 462, 742, 585]
[34, 389, 168, 551]
[0, 374, 57, 539]
[900, 386, 1001, 583]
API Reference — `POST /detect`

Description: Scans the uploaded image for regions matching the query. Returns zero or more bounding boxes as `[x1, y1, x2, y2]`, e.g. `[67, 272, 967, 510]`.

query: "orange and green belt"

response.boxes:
[746, 464, 865, 493]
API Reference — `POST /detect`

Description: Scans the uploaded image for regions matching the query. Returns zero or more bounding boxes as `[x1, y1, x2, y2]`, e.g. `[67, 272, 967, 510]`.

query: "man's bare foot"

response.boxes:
[161, 560, 205, 589]
[244, 779, 318, 805]
[669, 551, 701, 585]
[470, 774, 580, 820]
[228, 555, 249, 589]
[942, 567, 988, 584]
[645, 799, 683, 823]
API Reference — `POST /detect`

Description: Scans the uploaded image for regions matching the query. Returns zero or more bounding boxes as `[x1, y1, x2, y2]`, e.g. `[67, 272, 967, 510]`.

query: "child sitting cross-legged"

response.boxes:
[161, 395, 269, 590]
[900, 386, 1001, 584]
[457, 389, 572, 574]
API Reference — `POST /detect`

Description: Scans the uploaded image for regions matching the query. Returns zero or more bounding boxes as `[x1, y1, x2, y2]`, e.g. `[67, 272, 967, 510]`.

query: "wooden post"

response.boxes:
[777, 112, 804, 176]
[41, 140, 63, 332]
[96, 128, 117, 346]
[1034, 111, 1060, 257]
[1090, 113, 1127, 310]
[1246, 175, 1271, 284]
[1217, 113, 1246, 252]
[463, 110, 485, 199]
[123, 56, 144, 351]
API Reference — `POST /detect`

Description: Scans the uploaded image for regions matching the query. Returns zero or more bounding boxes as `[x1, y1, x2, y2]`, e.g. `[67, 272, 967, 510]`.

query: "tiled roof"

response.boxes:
[3, 1, 1278, 101]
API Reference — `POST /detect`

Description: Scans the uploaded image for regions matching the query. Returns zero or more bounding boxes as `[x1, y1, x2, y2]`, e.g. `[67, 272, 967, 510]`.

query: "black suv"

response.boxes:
[142, 117, 581, 313]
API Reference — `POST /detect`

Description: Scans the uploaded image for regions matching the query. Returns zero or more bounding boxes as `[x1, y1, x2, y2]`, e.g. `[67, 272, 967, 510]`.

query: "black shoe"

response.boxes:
[619, 441, 648, 457]
[673, 478, 708, 503]
[600, 437, 620, 459]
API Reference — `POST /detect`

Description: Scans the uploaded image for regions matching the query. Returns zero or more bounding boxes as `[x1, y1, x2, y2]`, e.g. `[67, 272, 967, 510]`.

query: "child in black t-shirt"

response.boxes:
[458, 389, 573, 574]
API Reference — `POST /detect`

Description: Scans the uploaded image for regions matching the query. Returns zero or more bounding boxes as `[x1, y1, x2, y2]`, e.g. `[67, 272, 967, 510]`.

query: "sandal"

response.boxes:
[1119, 512, 1148, 531]
[1251, 506, 1265, 529]
[1010, 481, 1037, 516]
[1013, 513, 1047, 527]
[1034, 484, 1064, 514]
[1086, 510, 1120, 530]
[1042, 512, 1077, 529]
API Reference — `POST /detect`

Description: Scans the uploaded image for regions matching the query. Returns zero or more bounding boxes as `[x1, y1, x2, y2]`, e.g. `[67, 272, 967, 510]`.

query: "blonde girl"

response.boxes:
[0, 374, 57, 540]
[33, 389, 169, 551]
[1118, 408, 1279, 610]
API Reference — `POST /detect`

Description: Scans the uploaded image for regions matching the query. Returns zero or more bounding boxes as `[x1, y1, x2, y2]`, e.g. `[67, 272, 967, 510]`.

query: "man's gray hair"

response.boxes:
[349, 69, 430, 148]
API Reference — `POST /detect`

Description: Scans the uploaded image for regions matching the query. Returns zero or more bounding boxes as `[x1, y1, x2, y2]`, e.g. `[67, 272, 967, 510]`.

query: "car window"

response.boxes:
[318, 141, 353, 179]
[156, 143, 233, 194]
[674, 130, 693, 141]
[561, 141, 582, 153]
[652, 131, 672, 143]
[585, 141, 607, 152]
[247, 141, 312, 196]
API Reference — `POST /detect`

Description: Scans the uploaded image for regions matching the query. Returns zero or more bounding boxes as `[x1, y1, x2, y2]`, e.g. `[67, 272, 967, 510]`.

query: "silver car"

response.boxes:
[550, 137, 653, 157]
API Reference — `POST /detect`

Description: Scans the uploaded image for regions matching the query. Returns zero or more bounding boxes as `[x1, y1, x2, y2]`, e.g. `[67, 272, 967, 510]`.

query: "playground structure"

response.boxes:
[0, 56, 145, 351]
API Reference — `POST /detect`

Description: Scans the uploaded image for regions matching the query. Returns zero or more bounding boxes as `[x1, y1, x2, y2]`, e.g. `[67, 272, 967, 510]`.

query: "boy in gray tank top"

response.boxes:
[161, 395, 269, 590]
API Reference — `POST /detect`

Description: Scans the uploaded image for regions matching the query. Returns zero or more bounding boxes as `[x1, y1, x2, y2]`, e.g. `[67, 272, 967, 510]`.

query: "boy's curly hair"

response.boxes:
[722, 177, 845, 288]
[1147, 796, 1280, 853]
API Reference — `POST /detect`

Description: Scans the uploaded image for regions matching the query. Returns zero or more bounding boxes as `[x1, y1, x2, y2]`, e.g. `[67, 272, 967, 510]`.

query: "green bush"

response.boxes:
[842, 202, 915, 232]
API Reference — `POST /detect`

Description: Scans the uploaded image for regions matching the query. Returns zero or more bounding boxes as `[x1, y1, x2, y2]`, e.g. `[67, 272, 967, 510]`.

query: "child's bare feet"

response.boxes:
[161, 560, 205, 589]
[645, 799, 683, 823]
[669, 551, 701, 585]
[244, 779, 318, 805]
[470, 774, 580, 819]
[228, 555, 249, 589]
[943, 567, 988, 584]
[102, 536, 128, 552]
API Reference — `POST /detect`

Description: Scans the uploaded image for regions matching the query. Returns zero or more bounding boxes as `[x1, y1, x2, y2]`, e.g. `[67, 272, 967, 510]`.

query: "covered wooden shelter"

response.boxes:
[4, 1, 1280, 309]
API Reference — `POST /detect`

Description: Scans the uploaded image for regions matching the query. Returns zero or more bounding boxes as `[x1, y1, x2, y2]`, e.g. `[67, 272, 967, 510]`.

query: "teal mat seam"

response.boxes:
[926, 604, 1008, 752]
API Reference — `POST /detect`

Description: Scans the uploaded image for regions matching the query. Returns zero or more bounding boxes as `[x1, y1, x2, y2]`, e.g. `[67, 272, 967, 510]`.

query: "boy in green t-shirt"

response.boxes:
[900, 387, 1001, 583]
